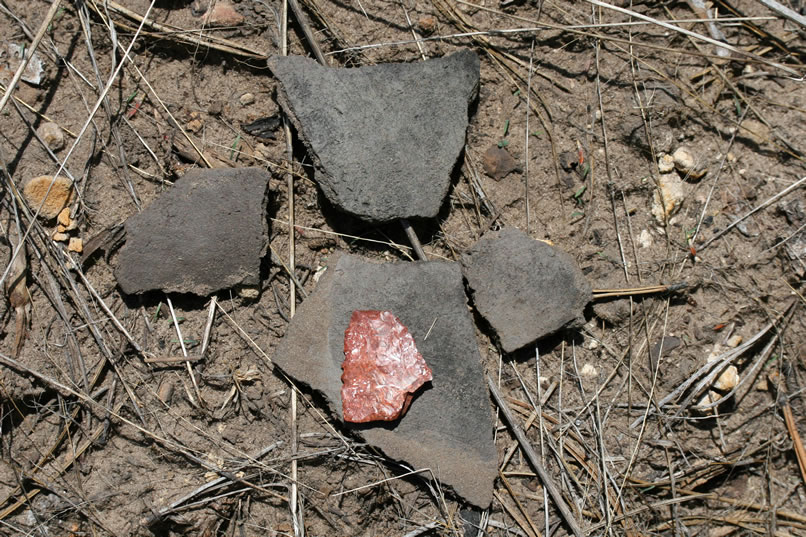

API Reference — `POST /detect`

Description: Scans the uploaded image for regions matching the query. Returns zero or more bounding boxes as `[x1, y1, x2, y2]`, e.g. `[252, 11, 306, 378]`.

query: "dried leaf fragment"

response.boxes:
[342, 310, 432, 423]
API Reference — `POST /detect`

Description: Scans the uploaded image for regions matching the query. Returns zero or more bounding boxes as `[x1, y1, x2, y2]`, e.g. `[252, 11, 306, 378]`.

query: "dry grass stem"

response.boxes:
[488, 376, 585, 537]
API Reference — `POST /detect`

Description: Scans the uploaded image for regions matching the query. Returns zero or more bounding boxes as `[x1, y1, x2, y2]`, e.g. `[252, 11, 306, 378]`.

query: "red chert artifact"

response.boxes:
[342, 310, 433, 423]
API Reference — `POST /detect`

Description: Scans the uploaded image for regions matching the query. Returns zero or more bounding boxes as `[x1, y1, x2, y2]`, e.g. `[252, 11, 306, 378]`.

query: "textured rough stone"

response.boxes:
[713, 365, 739, 391]
[651, 172, 686, 225]
[658, 153, 675, 173]
[23, 176, 74, 220]
[57, 208, 71, 227]
[739, 118, 770, 146]
[269, 51, 479, 223]
[482, 146, 517, 181]
[67, 237, 83, 253]
[38, 122, 64, 152]
[273, 254, 497, 507]
[115, 167, 270, 295]
[672, 146, 706, 180]
[461, 228, 592, 353]
[342, 310, 433, 423]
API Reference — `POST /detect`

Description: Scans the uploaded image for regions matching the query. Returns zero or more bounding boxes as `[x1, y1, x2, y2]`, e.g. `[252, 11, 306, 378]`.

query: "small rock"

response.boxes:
[638, 229, 653, 248]
[695, 390, 721, 414]
[67, 237, 83, 253]
[658, 153, 674, 173]
[739, 119, 770, 146]
[115, 167, 271, 295]
[756, 377, 770, 392]
[580, 363, 597, 377]
[56, 224, 67, 233]
[672, 146, 706, 180]
[342, 310, 433, 423]
[157, 379, 174, 404]
[417, 15, 436, 34]
[57, 207, 71, 227]
[706, 343, 741, 393]
[190, 0, 209, 16]
[22, 176, 75, 220]
[706, 343, 725, 363]
[5, 43, 43, 85]
[538, 376, 551, 391]
[651, 172, 685, 226]
[237, 286, 259, 299]
[52, 232, 69, 242]
[461, 228, 592, 353]
[785, 234, 806, 269]
[713, 365, 739, 391]
[38, 122, 64, 152]
[726, 335, 743, 348]
[203, 0, 244, 26]
[590, 268, 638, 325]
[186, 118, 203, 133]
[482, 146, 517, 181]
[239, 92, 255, 106]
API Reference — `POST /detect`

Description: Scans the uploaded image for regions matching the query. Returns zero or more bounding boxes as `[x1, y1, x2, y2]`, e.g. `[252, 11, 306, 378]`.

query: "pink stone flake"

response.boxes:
[342, 310, 433, 423]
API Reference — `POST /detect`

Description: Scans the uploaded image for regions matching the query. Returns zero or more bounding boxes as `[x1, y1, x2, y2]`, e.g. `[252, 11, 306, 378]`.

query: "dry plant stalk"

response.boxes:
[768, 370, 806, 487]
[4, 224, 30, 357]
[488, 376, 585, 537]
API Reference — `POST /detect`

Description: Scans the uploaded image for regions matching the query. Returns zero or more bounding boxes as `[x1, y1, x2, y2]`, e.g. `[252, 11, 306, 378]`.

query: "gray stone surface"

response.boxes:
[272, 254, 497, 507]
[269, 51, 479, 223]
[461, 228, 592, 353]
[116, 167, 270, 295]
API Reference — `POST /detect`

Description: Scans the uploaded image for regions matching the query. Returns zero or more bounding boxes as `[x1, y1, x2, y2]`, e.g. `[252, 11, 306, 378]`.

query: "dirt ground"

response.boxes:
[1, 0, 805, 535]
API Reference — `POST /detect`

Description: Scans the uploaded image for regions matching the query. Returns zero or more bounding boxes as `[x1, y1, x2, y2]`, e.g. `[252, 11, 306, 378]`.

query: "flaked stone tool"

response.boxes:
[268, 49, 480, 260]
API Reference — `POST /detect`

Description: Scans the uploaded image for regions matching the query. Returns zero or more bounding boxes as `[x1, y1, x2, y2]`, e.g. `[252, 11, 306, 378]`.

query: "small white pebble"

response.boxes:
[580, 363, 597, 377]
